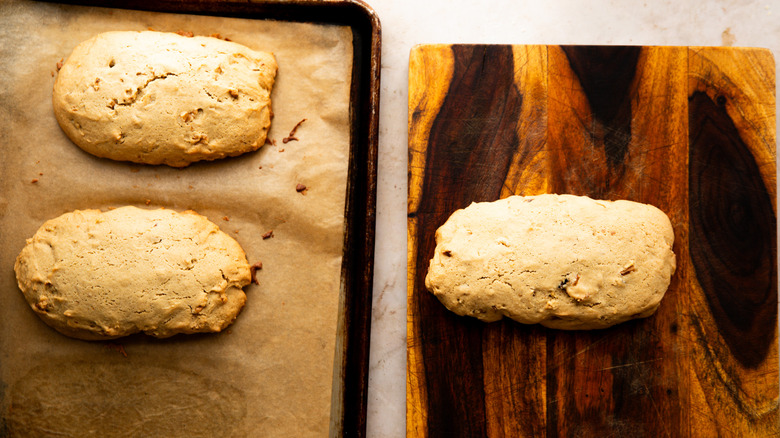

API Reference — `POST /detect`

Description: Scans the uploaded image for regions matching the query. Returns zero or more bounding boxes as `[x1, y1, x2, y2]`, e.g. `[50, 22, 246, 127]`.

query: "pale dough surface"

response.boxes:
[53, 31, 277, 167]
[14, 206, 251, 340]
[0, 2, 352, 435]
[425, 194, 676, 329]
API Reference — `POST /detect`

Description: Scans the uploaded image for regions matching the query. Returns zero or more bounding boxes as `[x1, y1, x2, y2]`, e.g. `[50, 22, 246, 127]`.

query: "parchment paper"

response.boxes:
[0, 1, 353, 436]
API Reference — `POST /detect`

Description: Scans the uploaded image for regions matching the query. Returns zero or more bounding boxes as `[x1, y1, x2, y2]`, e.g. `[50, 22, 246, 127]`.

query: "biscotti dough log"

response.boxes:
[53, 31, 277, 167]
[14, 206, 251, 340]
[425, 194, 676, 329]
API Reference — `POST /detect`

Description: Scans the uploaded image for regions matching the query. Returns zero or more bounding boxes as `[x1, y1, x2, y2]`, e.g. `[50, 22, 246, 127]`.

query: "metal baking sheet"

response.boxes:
[0, 1, 379, 436]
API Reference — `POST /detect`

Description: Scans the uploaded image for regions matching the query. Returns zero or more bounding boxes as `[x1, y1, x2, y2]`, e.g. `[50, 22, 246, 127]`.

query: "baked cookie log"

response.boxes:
[425, 194, 676, 329]
[14, 207, 251, 340]
[53, 31, 277, 167]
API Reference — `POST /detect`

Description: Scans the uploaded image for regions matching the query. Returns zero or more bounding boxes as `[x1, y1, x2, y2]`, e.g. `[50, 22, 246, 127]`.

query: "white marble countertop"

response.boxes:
[364, 0, 780, 436]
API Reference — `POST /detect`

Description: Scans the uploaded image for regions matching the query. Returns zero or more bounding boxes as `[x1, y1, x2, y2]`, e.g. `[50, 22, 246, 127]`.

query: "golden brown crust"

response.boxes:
[53, 31, 277, 167]
[14, 206, 251, 340]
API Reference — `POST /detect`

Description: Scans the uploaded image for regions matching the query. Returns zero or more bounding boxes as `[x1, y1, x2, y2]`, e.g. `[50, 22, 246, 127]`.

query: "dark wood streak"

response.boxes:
[546, 324, 676, 437]
[688, 310, 759, 418]
[413, 45, 523, 436]
[606, 323, 674, 437]
[688, 91, 777, 368]
[410, 44, 777, 437]
[561, 47, 641, 175]
[545, 47, 685, 438]
[545, 340, 559, 438]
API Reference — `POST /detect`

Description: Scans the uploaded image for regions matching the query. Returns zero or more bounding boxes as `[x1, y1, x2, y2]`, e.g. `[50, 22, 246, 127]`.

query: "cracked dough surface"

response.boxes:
[425, 194, 676, 329]
[52, 30, 277, 167]
[14, 206, 251, 340]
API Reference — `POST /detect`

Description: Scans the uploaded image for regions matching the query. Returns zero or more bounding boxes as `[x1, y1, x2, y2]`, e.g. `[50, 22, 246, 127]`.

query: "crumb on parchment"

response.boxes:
[105, 343, 128, 357]
[250, 261, 263, 285]
[282, 119, 306, 144]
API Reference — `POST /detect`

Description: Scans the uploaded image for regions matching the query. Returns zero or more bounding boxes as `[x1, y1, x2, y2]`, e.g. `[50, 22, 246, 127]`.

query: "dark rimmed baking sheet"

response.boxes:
[0, 1, 379, 436]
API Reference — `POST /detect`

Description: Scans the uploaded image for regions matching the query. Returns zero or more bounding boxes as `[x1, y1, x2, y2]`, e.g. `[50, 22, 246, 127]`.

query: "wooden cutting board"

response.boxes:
[407, 45, 777, 437]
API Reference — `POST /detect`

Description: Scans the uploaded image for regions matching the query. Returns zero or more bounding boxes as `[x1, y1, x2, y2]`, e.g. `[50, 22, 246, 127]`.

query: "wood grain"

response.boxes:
[408, 44, 455, 436]
[685, 47, 778, 437]
[481, 46, 548, 438]
[545, 45, 689, 437]
[408, 45, 778, 437]
[409, 44, 525, 437]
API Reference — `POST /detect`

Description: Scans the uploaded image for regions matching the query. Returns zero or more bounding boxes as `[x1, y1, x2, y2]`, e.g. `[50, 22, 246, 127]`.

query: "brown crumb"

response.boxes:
[234, 230, 239, 234]
[278, 148, 285, 153]
[262, 230, 274, 239]
[104, 343, 128, 358]
[223, 216, 229, 221]
[295, 183, 307, 193]
[56, 58, 63, 71]
[189, 132, 208, 145]
[31, 179, 39, 184]
[620, 263, 637, 275]
[144, 199, 151, 205]
[35, 297, 49, 311]
[250, 261, 263, 284]
[38, 172, 43, 176]
[188, 185, 194, 189]
[176, 30, 194, 37]
[51, 71, 54, 77]
[258, 165, 263, 169]
[229, 89, 239, 98]
[282, 118, 307, 143]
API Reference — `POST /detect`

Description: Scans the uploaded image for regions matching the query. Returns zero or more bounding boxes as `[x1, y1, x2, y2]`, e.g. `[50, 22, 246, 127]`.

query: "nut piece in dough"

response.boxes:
[425, 194, 676, 329]
[53, 31, 277, 167]
[14, 206, 252, 340]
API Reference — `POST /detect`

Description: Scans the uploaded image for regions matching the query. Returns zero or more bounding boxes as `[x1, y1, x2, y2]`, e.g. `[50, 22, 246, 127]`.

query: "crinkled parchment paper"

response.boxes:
[0, 1, 353, 436]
